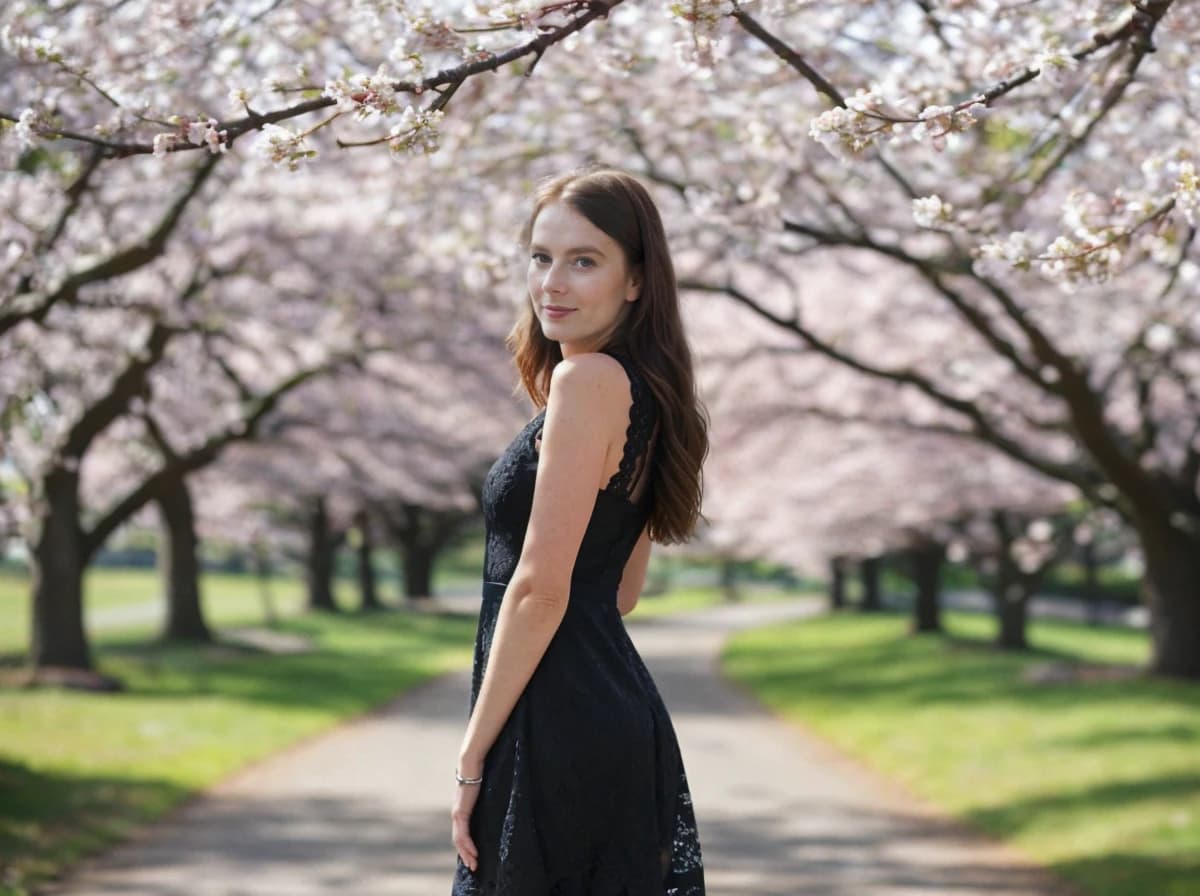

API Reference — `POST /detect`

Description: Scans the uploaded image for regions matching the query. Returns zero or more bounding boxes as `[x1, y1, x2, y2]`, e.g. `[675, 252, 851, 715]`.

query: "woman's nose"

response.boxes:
[542, 263, 567, 293]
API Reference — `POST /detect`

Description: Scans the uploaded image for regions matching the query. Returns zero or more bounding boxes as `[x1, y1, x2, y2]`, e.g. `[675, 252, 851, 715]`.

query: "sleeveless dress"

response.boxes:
[451, 348, 706, 896]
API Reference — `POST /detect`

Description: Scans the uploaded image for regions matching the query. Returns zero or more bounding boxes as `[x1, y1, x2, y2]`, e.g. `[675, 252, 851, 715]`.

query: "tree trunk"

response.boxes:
[355, 511, 383, 612]
[387, 502, 471, 603]
[910, 541, 944, 633]
[829, 556, 847, 610]
[994, 582, 1030, 650]
[1136, 520, 1200, 679]
[30, 469, 91, 670]
[306, 497, 339, 612]
[401, 540, 435, 601]
[859, 556, 881, 612]
[720, 558, 741, 602]
[157, 472, 211, 642]
[1081, 539, 1102, 626]
[987, 511, 1032, 650]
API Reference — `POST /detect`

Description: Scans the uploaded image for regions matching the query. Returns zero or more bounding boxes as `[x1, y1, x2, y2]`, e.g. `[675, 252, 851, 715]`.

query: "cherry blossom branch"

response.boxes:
[37, 147, 104, 259]
[779, 217, 1054, 390]
[679, 277, 1087, 486]
[1022, 6, 1175, 196]
[728, 7, 844, 107]
[58, 266, 212, 461]
[82, 349, 365, 559]
[1031, 198, 1176, 264]
[0, 153, 221, 336]
[1, 0, 623, 159]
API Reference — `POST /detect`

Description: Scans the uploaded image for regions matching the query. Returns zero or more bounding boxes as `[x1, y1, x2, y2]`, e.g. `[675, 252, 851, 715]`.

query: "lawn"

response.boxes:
[0, 606, 476, 896]
[722, 609, 1200, 896]
[0, 563, 800, 894]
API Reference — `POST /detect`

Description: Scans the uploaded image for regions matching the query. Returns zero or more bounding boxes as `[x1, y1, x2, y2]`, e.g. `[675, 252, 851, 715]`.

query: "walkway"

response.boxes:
[49, 598, 1078, 896]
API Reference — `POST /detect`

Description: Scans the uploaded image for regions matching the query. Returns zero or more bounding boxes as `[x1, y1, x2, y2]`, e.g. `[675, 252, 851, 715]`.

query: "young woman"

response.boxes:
[451, 167, 709, 895]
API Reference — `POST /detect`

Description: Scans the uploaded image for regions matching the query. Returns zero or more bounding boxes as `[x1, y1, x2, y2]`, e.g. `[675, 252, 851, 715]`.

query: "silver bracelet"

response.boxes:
[455, 768, 483, 785]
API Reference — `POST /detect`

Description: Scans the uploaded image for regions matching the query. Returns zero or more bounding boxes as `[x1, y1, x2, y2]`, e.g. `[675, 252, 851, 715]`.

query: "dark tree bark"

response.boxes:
[859, 556, 882, 612]
[306, 497, 341, 612]
[401, 542, 435, 601]
[385, 502, 472, 602]
[829, 555, 847, 610]
[355, 510, 383, 612]
[30, 469, 90, 670]
[720, 558, 741, 603]
[910, 541, 945, 634]
[984, 511, 1056, 651]
[1081, 538, 1103, 626]
[1136, 518, 1200, 679]
[157, 471, 211, 642]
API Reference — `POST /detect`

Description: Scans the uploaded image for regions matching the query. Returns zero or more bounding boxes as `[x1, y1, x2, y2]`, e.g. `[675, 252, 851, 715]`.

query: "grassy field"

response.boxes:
[0, 606, 477, 896]
[0, 563, 799, 894]
[722, 609, 1199, 896]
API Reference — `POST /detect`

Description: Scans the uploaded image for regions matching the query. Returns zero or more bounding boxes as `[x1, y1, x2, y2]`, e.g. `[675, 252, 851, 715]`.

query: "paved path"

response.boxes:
[49, 599, 1077, 896]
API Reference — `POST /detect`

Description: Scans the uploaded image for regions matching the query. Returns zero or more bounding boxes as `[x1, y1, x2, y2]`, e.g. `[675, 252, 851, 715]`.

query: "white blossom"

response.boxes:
[1144, 322, 1177, 353]
[323, 64, 401, 120]
[252, 123, 315, 171]
[386, 106, 444, 157]
[1176, 161, 1199, 226]
[1031, 43, 1079, 85]
[13, 108, 42, 149]
[912, 195, 954, 229]
[152, 132, 178, 158]
[184, 118, 228, 155]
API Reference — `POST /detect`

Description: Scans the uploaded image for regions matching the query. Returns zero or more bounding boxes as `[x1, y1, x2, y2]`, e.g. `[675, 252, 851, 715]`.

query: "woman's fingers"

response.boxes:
[451, 808, 478, 872]
[451, 781, 482, 873]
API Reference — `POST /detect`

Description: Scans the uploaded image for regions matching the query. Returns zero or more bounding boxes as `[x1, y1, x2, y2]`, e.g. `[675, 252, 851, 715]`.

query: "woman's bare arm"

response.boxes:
[456, 353, 629, 777]
[617, 526, 651, 617]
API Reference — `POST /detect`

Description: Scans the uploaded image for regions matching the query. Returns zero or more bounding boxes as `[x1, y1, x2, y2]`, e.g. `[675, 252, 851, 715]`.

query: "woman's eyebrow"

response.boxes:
[529, 243, 607, 257]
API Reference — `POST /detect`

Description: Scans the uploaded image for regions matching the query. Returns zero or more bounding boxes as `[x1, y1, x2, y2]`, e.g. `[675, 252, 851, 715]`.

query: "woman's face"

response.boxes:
[527, 200, 639, 358]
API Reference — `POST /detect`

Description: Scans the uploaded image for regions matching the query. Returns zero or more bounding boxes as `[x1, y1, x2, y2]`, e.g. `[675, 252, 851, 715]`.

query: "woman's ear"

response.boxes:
[627, 268, 642, 302]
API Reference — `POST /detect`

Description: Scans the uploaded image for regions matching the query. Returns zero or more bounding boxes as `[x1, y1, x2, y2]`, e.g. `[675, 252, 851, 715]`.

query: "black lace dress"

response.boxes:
[451, 348, 706, 896]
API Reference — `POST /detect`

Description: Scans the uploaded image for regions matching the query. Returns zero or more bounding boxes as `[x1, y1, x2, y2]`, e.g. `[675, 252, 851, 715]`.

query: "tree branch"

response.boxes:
[2, 0, 623, 158]
[0, 153, 220, 336]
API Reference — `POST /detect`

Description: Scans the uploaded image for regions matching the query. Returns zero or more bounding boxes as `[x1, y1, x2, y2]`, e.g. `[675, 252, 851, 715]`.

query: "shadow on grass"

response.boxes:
[965, 771, 1200, 837]
[86, 607, 478, 714]
[0, 757, 190, 894]
[1051, 850, 1200, 896]
[730, 609, 1197, 714]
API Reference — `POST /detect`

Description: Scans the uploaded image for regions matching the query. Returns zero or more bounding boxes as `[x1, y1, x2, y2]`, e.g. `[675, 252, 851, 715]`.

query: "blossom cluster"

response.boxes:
[323, 65, 402, 120]
[912, 195, 955, 229]
[808, 87, 897, 157]
[387, 106, 445, 157]
[150, 116, 228, 157]
[1176, 161, 1198, 226]
[252, 124, 316, 171]
[910, 101, 987, 151]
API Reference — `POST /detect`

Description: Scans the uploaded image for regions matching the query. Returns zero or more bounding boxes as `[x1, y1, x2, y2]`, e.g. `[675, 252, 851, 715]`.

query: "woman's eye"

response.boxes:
[574, 257, 596, 268]
[531, 252, 550, 264]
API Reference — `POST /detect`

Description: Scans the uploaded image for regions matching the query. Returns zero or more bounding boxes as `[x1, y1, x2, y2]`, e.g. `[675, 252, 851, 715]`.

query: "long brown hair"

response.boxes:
[506, 167, 709, 545]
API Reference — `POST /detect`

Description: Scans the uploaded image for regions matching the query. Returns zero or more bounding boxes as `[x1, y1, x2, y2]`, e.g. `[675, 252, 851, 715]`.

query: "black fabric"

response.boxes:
[452, 348, 706, 896]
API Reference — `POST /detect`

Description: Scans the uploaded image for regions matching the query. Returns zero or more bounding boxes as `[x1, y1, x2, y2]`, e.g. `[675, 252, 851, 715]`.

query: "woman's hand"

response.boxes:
[451, 764, 483, 873]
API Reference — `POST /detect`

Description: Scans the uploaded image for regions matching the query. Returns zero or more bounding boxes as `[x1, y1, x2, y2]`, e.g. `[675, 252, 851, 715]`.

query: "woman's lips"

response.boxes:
[543, 306, 576, 319]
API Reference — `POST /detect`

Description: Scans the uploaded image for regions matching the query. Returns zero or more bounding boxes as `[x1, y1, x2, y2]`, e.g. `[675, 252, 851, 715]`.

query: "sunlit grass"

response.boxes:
[0, 607, 475, 896]
[722, 609, 1198, 896]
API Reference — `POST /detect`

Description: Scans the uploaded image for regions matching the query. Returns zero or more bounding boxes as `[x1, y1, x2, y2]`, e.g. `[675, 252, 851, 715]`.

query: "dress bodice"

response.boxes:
[479, 348, 659, 593]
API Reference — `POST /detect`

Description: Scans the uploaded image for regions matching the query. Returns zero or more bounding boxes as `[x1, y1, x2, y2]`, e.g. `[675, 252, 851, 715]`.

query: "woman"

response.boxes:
[451, 167, 709, 895]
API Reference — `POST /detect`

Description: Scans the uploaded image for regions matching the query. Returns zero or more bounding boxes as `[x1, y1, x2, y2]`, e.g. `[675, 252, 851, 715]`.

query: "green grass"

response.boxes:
[0, 607, 476, 896]
[722, 609, 1199, 896]
[0, 565, 488, 657]
[0, 562, 801, 894]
